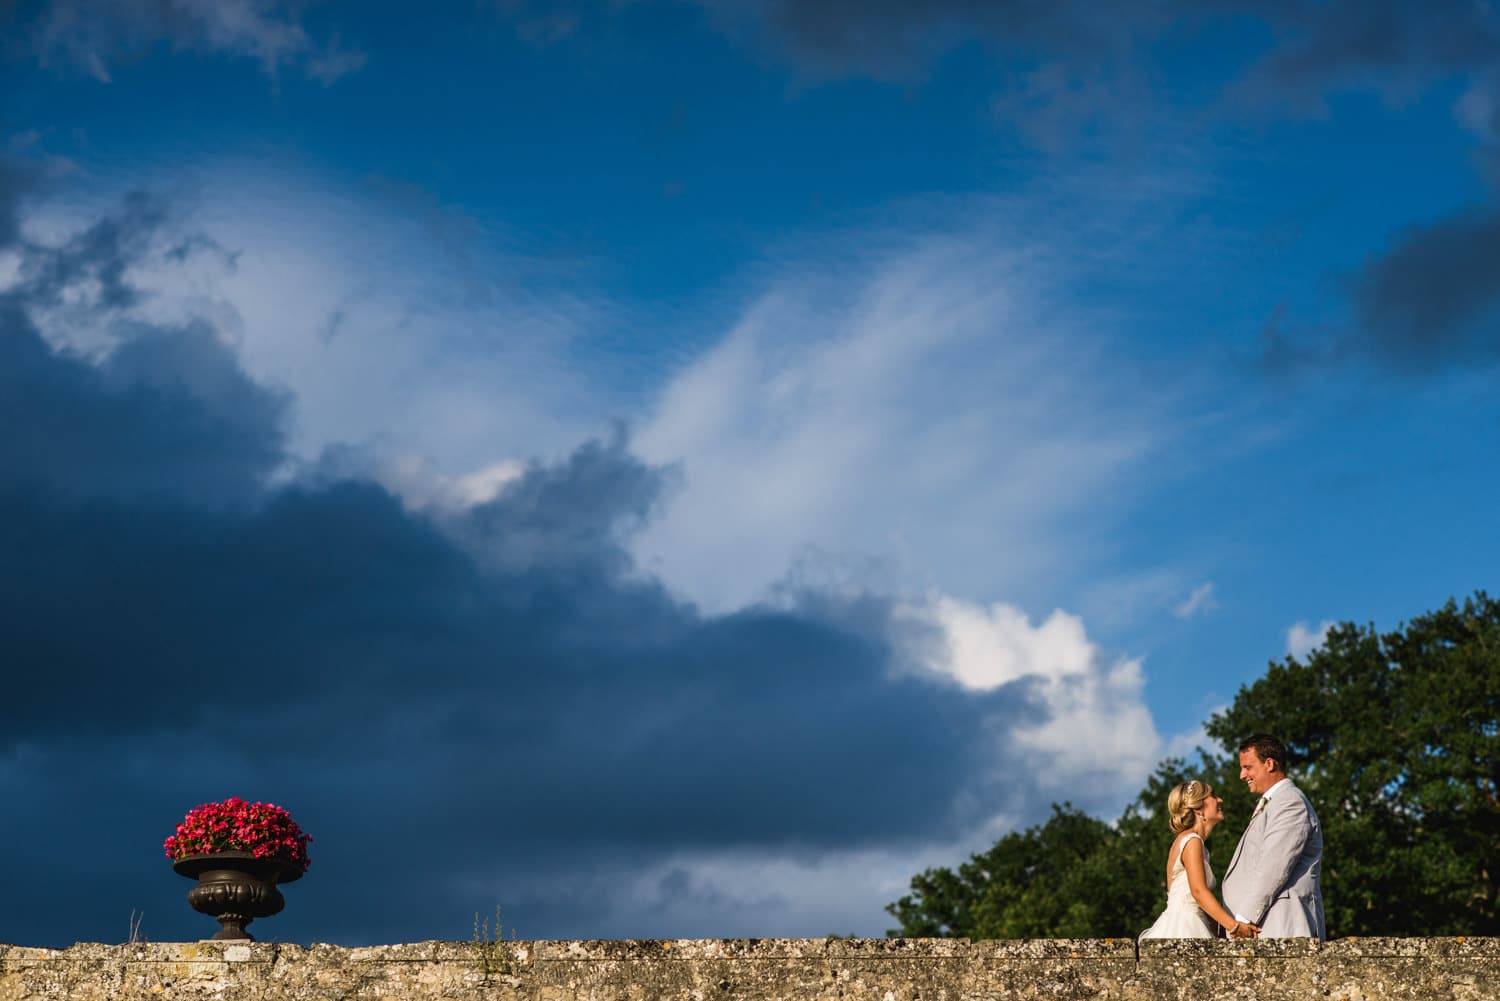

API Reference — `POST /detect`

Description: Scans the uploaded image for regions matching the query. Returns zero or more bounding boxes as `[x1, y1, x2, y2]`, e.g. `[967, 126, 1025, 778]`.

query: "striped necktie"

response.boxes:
[1252, 796, 1267, 819]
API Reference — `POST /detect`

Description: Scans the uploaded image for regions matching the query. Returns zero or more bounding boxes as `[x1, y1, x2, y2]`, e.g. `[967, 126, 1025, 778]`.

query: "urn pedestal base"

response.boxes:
[173, 853, 303, 941]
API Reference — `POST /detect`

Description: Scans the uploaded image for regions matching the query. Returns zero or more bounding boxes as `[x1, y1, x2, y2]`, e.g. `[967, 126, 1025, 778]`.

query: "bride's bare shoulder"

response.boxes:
[1168, 830, 1203, 857]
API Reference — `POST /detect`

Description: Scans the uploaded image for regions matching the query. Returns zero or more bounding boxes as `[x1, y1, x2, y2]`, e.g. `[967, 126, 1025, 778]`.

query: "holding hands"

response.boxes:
[1228, 920, 1260, 939]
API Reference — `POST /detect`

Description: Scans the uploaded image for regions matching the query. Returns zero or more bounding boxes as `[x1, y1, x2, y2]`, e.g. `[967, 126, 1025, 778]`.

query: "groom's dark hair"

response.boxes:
[1239, 733, 1290, 772]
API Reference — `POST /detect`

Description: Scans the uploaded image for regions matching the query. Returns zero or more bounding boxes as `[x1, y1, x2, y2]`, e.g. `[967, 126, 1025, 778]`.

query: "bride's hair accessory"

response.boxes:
[1167, 780, 1212, 833]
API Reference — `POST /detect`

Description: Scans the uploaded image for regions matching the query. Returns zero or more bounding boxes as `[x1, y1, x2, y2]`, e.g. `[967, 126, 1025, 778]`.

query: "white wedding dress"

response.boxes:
[1139, 832, 1217, 939]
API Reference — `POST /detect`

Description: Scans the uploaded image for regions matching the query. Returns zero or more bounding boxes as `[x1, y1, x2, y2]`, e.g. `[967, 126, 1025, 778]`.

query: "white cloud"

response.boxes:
[1286, 619, 1334, 660]
[184, 174, 611, 472]
[24, 160, 617, 498]
[633, 232, 1172, 614]
[896, 594, 1166, 812]
[908, 596, 1092, 691]
[364, 453, 527, 511]
[1173, 581, 1216, 619]
[0, 249, 22, 290]
[27, 156, 1216, 632]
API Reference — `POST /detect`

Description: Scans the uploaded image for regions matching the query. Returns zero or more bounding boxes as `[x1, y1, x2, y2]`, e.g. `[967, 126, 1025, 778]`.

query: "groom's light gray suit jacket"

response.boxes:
[1221, 778, 1326, 939]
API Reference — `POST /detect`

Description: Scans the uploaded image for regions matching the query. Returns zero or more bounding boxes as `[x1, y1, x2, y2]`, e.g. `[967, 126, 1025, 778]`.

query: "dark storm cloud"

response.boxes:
[0, 172, 1055, 946]
[702, 0, 1500, 91]
[1350, 208, 1500, 369]
[1243, 0, 1500, 98]
[682, 0, 1500, 162]
[719, 0, 1152, 77]
[1254, 207, 1500, 375]
[0, 325, 1032, 943]
[0, 183, 286, 506]
[18, 190, 167, 310]
[0, 319, 287, 506]
[0, 330, 1012, 835]
[454, 426, 670, 578]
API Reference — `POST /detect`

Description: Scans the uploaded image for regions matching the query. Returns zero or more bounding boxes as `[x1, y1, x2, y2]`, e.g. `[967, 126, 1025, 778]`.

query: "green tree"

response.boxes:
[885, 803, 1112, 938]
[887, 593, 1500, 938]
[1206, 592, 1500, 935]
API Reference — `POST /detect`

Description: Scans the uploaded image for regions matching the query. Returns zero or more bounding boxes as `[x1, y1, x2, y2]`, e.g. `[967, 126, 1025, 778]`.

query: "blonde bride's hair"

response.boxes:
[1167, 780, 1211, 833]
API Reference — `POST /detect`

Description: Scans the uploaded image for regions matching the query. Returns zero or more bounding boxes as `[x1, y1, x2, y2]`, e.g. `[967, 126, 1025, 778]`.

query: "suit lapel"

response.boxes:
[1228, 781, 1297, 879]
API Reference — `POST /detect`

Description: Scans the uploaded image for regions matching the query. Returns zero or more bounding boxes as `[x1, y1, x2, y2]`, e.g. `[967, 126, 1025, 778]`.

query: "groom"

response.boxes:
[1221, 733, 1326, 939]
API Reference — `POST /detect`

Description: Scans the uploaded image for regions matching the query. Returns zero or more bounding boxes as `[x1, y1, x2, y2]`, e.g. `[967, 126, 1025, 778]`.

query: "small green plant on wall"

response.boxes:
[472, 906, 514, 979]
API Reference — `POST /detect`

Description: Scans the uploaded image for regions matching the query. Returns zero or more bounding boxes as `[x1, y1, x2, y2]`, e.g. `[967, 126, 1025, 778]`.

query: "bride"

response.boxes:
[1139, 780, 1258, 939]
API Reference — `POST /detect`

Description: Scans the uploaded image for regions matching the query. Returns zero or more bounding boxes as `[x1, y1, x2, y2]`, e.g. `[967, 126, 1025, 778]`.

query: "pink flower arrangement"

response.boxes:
[164, 796, 313, 873]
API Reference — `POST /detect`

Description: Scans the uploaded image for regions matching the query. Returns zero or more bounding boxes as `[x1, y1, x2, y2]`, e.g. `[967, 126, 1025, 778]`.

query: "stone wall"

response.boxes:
[2, 937, 1496, 1001]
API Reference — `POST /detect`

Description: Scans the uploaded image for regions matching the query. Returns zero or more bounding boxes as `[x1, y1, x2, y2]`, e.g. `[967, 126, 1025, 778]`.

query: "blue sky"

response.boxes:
[2, 0, 1498, 946]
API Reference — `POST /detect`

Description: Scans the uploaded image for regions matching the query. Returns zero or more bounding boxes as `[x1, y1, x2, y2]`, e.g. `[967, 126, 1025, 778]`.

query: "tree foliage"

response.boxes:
[886, 765, 1205, 938]
[887, 592, 1500, 938]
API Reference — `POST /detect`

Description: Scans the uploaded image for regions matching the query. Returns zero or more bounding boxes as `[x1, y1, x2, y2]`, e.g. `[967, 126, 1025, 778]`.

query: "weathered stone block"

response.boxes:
[2, 938, 1496, 1000]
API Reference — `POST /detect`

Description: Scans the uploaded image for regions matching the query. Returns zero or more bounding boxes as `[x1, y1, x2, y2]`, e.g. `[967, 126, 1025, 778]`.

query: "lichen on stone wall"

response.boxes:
[1, 937, 1496, 1000]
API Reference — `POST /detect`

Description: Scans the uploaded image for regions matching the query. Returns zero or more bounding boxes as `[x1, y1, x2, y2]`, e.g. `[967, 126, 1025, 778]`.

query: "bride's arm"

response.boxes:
[1180, 836, 1255, 937]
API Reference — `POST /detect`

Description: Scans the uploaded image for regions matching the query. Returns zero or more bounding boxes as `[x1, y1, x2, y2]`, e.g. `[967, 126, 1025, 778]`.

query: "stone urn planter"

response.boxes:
[173, 852, 303, 941]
